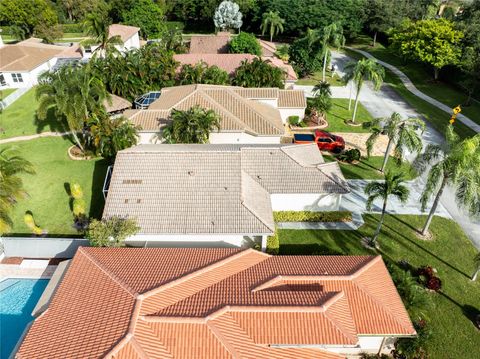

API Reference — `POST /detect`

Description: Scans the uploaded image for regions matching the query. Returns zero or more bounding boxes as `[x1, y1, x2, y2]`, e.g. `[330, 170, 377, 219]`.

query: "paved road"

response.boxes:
[296, 51, 480, 249]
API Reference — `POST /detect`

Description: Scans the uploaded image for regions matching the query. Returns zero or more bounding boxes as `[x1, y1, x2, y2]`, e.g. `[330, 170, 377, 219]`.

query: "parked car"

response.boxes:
[293, 130, 345, 153]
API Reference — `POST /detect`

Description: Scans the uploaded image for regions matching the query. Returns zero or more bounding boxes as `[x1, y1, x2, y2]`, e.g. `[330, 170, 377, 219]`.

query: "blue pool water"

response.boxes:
[0, 278, 49, 359]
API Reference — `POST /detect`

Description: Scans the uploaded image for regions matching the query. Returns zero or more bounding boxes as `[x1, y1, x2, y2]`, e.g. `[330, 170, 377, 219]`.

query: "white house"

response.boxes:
[102, 143, 349, 249]
[124, 84, 306, 144]
[84, 24, 140, 58]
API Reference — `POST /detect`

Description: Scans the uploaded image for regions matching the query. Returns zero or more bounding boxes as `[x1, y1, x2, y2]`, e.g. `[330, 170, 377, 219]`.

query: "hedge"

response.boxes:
[266, 230, 279, 255]
[273, 211, 352, 222]
[61, 23, 84, 34]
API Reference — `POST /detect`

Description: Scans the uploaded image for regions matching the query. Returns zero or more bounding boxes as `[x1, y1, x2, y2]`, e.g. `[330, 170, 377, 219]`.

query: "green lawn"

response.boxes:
[324, 155, 417, 180]
[297, 69, 346, 86]
[0, 88, 68, 139]
[317, 98, 373, 133]
[0, 88, 16, 99]
[1, 137, 108, 236]
[278, 214, 480, 358]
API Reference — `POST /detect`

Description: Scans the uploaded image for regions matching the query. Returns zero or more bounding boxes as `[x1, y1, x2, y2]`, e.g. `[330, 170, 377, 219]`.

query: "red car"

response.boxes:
[293, 130, 345, 153]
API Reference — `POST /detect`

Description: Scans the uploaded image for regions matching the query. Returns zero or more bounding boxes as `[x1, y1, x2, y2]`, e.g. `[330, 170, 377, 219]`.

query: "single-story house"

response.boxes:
[0, 37, 82, 88]
[102, 143, 349, 249]
[16, 247, 416, 358]
[84, 24, 140, 58]
[124, 84, 306, 144]
[103, 93, 132, 114]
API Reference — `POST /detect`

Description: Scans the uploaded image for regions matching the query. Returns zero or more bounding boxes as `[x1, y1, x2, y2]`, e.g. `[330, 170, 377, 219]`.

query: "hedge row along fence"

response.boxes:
[273, 211, 352, 223]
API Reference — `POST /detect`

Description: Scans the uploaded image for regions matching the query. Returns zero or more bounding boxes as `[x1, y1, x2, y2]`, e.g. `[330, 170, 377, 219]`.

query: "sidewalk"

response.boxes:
[0, 131, 69, 145]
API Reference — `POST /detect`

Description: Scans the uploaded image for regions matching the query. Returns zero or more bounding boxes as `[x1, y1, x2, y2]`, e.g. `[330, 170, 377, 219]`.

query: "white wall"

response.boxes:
[2, 57, 57, 88]
[138, 132, 160, 144]
[270, 193, 342, 211]
[123, 33, 140, 50]
[137, 131, 281, 145]
[279, 108, 306, 123]
[254, 98, 278, 108]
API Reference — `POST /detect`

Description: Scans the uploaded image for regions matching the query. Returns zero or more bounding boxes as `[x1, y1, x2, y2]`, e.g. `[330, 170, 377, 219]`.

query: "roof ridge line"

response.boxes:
[206, 319, 242, 359]
[317, 161, 351, 192]
[323, 293, 359, 345]
[79, 248, 137, 297]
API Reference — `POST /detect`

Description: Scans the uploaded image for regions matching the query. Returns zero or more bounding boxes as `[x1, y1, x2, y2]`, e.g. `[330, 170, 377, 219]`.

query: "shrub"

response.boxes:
[233, 58, 285, 88]
[288, 115, 300, 125]
[229, 32, 261, 56]
[275, 44, 289, 61]
[72, 198, 86, 218]
[24, 212, 43, 236]
[86, 217, 140, 247]
[266, 231, 279, 255]
[417, 265, 442, 292]
[394, 319, 431, 359]
[273, 211, 352, 222]
[70, 182, 83, 199]
[337, 148, 361, 163]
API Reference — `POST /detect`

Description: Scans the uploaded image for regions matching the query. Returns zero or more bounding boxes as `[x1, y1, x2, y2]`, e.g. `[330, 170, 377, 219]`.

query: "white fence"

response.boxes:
[1, 237, 89, 258]
[0, 86, 31, 109]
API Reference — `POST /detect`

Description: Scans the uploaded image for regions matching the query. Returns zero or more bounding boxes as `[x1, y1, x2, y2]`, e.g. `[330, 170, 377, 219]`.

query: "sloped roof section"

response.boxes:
[189, 32, 232, 54]
[104, 94, 132, 113]
[109, 24, 140, 42]
[18, 248, 415, 359]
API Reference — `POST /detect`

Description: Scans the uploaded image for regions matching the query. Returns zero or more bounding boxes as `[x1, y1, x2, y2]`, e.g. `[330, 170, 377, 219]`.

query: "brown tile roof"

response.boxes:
[263, 56, 298, 80]
[259, 39, 277, 57]
[18, 248, 415, 359]
[104, 94, 132, 113]
[102, 144, 348, 235]
[189, 32, 232, 54]
[278, 89, 307, 108]
[109, 24, 140, 42]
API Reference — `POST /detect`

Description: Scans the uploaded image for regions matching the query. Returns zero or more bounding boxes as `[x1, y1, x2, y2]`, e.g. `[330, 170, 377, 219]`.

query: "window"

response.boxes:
[12, 73, 23, 83]
[0, 74, 6, 86]
[318, 138, 332, 143]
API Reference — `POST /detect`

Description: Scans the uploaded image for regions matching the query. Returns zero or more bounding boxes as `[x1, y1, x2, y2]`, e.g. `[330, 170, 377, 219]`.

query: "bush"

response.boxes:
[288, 115, 300, 125]
[417, 265, 442, 292]
[266, 231, 279, 255]
[24, 212, 43, 236]
[86, 217, 140, 247]
[394, 319, 431, 359]
[273, 211, 352, 222]
[61, 23, 83, 34]
[233, 58, 285, 88]
[228, 32, 261, 56]
[337, 148, 361, 163]
[72, 198, 86, 218]
[70, 182, 84, 199]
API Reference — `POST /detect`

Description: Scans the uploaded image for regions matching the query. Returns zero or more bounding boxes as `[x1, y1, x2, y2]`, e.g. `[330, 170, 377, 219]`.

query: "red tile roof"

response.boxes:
[17, 248, 415, 359]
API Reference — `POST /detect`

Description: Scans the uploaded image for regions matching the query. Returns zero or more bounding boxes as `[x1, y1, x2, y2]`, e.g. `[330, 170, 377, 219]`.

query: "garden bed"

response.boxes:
[273, 211, 352, 222]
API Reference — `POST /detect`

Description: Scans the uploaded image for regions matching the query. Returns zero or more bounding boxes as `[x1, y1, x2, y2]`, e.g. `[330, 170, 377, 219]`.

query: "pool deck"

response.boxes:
[0, 260, 57, 280]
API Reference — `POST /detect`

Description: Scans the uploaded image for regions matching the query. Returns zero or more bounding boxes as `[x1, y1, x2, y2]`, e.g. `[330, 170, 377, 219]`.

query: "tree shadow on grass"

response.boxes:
[462, 304, 480, 330]
[89, 159, 109, 219]
[34, 108, 69, 134]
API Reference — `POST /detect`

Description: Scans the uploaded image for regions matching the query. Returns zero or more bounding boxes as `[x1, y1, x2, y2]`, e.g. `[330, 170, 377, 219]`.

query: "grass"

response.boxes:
[296, 69, 346, 86]
[278, 214, 480, 358]
[0, 88, 68, 139]
[0, 88, 16, 99]
[324, 155, 417, 180]
[0, 137, 108, 236]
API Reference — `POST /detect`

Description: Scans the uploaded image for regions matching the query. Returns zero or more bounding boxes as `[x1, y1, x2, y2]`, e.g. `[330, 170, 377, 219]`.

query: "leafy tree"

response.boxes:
[123, 0, 165, 39]
[472, 252, 480, 281]
[343, 58, 385, 123]
[228, 32, 261, 56]
[89, 112, 139, 162]
[35, 22, 63, 44]
[389, 18, 464, 80]
[177, 62, 230, 85]
[214, 0, 243, 31]
[414, 125, 480, 235]
[86, 217, 140, 247]
[364, 112, 425, 173]
[311, 81, 332, 125]
[275, 44, 289, 61]
[288, 29, 323, 77]
[82, 12, 123, 57]
[233, 58, 285, 88]
[364, 0, 397, 46]
[320, 22, 345, 81]
[36, 65, 108, 151]
[260, 11, 285, 42]
[163, 106, 221, 144]
[156, 25, 188, 53]
[59, 0, 100, 22]
[365, 171, 410, 247]
[0, 147, 35, 234]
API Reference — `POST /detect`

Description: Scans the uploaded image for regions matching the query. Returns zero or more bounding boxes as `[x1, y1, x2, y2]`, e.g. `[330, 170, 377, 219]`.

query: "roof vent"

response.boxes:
[136, 199, 141, 204]
[257, 175, 262, 180]
[224, 187, 228, 191]
[124, 199, 129, 203]
[188, 171, 194, 176]
[123, 179, 142, 184]
[211, 221, 215, 226]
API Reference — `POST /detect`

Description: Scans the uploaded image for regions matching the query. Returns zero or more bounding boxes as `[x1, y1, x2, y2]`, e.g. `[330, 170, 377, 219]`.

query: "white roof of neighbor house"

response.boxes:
[103, 144, 349, 235]
[109, 24, 140, 42]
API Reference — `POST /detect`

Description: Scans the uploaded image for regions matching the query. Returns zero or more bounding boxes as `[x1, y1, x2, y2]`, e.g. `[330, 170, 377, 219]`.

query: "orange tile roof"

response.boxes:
[189, 32, 232, 54]
[18, 248, 415, 359]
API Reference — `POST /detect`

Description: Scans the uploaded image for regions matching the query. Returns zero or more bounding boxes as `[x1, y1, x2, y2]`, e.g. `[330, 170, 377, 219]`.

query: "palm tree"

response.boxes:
[365, 112, 425, 173]
[0, 147, 35, 234]
[365, 171, 410, 247]
[320, 23, 345, 81]
[343, 59, 385, 123]
[162, 106, 221, 144]
[472, 252, 480, 281]
[312, 81, 332, 125]
[260, 11, 285, 42]
[82, 13, 123, 57]
[415, 125, 480, 235]
[36, 65, 108, 151]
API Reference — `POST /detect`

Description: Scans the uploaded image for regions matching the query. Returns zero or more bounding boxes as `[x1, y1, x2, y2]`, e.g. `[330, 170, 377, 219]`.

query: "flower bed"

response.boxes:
[273, 211, 352, 223]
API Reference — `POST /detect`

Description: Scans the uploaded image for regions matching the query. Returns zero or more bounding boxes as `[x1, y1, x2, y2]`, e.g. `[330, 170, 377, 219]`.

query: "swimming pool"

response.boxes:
[0, 278, 49, 359]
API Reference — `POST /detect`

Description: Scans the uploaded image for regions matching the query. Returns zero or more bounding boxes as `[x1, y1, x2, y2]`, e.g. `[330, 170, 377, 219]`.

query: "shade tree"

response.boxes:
[213, 1, 243, 31]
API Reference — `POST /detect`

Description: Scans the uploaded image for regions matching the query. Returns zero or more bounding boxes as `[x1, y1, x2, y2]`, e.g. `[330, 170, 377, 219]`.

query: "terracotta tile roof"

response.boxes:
[102, 144, 348, 235]
[189, 32, 232, 54]
[104, 94, 132, 113]
[109, 24, 140, 42]
[18, 248, 414, 359]
[259, 39, 277, 57]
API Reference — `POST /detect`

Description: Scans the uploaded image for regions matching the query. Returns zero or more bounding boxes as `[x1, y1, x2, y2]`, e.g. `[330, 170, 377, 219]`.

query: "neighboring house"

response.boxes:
[102, 143, 349, 249]
[125, 84, 306, 144]
[84, 24, 140, 58]
[0, 37, 81, 88]
[103, 93, 132, 114]
[16, 247, 416, 358]
[187, 33, 297, 86]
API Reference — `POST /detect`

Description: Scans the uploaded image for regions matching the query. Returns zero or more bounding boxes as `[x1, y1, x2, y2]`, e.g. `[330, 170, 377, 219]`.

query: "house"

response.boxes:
[124, 84, 306, 144]
[84, 24, 140, 58]
[0, 37, 82, 88]
[103, 94, 132, 114]
[102, 143, 349, 249]
[16, 247, 416, 358]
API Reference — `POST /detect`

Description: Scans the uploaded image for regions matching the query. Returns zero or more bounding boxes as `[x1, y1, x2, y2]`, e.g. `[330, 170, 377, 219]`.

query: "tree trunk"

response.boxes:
[465, 90, 473, 106]
[472, 267, 480, 281]
[322, 50, 327, 82]
[352, 86, 361, 123]
[373, 31, 377, 47]
[434, 67, 440, 81]
[372, 199, 388, 245]
[348, 82, 353, 110]
[71, 131, 85, 152]
[381, 138, 394, 173]
[422, 175, 448, 235]
[270, 28, 273, 43]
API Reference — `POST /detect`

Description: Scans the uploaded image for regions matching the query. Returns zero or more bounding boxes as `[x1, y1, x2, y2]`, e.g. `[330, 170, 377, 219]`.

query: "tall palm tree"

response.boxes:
[162, 106, 221, 144]
[365, 112, 425, 172]
[472, 252, 480, 281]
[365, 171, 410, 247]
[36, 65, 109, 151]
[260, 11, 285, 42]
[0, 147, 35, 234]
[343, 59, 385, 123]
[320, 23, 345, 81]
[312, 81, 332, 125]
[415, 125, 480, 235]
[82, 13, 123, 57]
